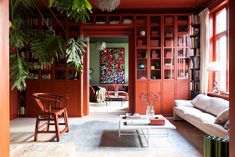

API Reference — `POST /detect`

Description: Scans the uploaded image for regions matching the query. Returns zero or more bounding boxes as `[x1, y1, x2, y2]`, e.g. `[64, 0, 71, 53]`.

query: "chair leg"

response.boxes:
[54, 114, 60, 142]
[64, 108, 69, 132]
[34, 115, 40, 141]
[47, 117, 50, 131]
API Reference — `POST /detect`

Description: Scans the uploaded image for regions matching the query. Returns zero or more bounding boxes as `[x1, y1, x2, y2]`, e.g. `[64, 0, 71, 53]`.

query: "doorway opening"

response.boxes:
[88, 36, 129, 115]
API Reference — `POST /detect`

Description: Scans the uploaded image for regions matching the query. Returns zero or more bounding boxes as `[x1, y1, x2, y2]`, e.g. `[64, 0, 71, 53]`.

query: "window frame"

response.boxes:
[209, 5, 229, 92]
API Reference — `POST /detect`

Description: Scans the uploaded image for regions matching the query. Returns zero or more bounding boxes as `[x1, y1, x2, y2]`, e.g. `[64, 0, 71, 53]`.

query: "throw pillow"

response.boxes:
[206, 97, 229, 116]
[215, 108, 229, 125]
[191, 94, 210, 111]
[224, 120, 229, 130]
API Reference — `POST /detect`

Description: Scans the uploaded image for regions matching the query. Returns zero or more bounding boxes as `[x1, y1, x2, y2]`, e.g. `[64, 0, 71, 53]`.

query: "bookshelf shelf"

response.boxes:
[190, 14, 200, 99]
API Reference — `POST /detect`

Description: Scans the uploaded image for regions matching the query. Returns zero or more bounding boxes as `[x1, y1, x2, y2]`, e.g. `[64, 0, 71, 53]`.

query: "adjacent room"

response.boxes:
[89, 37, 129, 115]
[0, 0, 234, 157]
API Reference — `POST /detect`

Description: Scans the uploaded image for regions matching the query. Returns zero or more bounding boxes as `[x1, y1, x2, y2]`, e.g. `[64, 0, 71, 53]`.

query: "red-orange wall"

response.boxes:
[229, 1, 235, 156]
[0, 0, 10, 156]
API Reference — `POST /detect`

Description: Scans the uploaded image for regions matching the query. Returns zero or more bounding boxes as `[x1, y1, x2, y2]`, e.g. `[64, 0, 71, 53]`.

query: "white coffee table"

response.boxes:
[119, 114, 176, 147]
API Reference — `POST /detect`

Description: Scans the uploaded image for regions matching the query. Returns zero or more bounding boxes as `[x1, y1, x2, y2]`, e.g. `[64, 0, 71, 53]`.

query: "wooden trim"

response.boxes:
[209, 0, 228, 13]
[229, 1, 235, 156]
[208, 6, 229, 92]
[80, 26, 135, 115]
[0, 0, 10, 156]
[207, 92, 229, 100]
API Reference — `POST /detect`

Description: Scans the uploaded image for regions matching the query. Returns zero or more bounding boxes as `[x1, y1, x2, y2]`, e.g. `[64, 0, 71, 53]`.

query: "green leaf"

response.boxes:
[10, 52, 29, 91]
[48, 0, 56, 7]
[66, 37, 87, 76]
[31, 31, 65, 64]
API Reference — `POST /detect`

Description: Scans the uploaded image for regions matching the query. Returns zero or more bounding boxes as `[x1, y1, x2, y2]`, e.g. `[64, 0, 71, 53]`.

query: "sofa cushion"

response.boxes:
[205, 97, 229, 116]
[191, 94, 210, 111]
[175, 100, 193, 107]
[215, 108, 229, 125]
[203, 122, 228, 137]
[184, 108, 215, 123]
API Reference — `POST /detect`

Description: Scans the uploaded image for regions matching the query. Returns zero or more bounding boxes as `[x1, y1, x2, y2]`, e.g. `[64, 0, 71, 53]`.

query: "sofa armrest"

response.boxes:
[175, 100, 193, 107]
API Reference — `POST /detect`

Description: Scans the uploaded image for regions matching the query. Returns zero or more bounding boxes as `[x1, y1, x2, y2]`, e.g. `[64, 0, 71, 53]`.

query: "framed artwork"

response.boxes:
[100, 48, 125, 84]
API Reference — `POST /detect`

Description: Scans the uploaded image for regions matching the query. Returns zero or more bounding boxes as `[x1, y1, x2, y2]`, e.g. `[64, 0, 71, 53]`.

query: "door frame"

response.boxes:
[80, 25, 135, 115]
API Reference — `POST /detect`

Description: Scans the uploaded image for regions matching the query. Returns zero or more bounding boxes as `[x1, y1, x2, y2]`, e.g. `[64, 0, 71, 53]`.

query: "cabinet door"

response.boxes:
[162, 80, 175, 115]
[25, 80, 41, 116]
[176, 80, 189, 100]
[149, 81, 161, 114]
[136, 81, 148, 114]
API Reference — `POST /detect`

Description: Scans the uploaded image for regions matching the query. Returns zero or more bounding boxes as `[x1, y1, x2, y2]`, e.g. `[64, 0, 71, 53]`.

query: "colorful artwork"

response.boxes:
[100, 48, 125, 84]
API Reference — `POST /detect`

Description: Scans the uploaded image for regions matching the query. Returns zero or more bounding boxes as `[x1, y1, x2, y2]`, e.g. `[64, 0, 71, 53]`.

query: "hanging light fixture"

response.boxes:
[95, 0, 120, 12]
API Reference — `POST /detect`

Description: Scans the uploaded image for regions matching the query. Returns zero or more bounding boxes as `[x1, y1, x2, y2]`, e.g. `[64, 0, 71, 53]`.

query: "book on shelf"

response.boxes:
[190, 14, 200, 25]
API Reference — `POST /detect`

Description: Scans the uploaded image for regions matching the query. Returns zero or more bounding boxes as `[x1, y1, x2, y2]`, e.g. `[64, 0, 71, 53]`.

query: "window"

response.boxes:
[209, 7, 229, 92]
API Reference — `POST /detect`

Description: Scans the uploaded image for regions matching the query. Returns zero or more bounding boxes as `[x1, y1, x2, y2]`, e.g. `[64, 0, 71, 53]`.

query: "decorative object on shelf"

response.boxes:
[138, 63, 145, 69]
[140, 30, 146, 36]
[207, 61, 221, 93]
[95, 0, 120, 12]
[100, 48, 125, 84]
[139, 92, 159, 118]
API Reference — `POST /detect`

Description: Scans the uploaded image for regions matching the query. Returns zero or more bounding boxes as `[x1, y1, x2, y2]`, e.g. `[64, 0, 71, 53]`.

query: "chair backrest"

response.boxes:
[32, 93, 66, 113]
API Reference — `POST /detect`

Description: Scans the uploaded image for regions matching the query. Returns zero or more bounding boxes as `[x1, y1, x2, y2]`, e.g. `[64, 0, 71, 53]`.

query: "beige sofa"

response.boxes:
[174, 94, 229, 137]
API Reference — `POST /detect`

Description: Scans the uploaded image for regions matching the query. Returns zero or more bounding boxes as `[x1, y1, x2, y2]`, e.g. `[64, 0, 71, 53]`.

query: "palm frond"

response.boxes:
[66, 37, 87, 76]
[10, 52, 29, 91]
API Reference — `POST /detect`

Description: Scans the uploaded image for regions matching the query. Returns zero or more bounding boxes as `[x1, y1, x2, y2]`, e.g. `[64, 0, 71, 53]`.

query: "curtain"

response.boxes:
[199, 8, 210, 94]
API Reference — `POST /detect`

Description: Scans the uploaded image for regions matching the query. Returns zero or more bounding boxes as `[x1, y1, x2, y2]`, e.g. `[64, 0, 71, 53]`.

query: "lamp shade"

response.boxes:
[207, 61, 221, 72]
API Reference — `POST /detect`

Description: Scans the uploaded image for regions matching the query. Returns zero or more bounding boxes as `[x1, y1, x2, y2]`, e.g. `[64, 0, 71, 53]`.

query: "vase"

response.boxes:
[146, 105, 155, 118]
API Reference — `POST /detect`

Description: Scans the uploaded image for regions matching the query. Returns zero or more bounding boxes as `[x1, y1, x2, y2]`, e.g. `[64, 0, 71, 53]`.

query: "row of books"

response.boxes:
[190, 70, 200, 81]
[190, 57, 200, 69]
[191, 14, 200, 25]
[190, 37, 200, 48]
[190, 49, 200, 57]
[190, 27, 200, 36]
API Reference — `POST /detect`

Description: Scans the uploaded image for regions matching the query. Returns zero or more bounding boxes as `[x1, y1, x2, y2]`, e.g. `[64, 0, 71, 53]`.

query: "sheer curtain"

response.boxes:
[199, 8, 210, 94]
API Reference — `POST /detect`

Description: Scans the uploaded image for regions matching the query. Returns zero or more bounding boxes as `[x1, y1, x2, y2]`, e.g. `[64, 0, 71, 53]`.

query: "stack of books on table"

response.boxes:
[124, 113, 149, 125]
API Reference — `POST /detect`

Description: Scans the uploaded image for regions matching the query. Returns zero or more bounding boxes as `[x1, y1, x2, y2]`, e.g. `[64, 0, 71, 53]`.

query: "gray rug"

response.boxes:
[10, 117, 205, 157]
[60, 119, 204, 156]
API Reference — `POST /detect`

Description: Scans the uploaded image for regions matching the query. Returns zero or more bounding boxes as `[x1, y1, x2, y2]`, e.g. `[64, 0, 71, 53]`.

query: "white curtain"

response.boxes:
[199, 8, 210, 94]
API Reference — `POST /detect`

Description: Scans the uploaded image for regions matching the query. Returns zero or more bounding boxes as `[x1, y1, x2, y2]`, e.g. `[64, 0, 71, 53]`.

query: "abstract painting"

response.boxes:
[100, 48, 125, 84]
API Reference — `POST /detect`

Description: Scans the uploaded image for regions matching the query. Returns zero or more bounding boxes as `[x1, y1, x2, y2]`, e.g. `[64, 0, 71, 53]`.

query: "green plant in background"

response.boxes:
[66, 37, 87, 76]
[9, 0, 92, 91]
[49, 0, 92, 22]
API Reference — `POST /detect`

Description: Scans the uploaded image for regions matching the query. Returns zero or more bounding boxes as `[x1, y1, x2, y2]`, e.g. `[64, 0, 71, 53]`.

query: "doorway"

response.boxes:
[88, 36, 129, 115]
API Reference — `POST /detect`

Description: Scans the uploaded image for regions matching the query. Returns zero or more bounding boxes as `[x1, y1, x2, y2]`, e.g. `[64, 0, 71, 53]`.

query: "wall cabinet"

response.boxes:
[135, 15, 190, 116]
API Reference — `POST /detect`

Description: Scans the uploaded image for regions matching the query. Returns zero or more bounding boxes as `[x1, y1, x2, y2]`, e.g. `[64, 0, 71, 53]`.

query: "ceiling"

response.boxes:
[89, 0, 215, 12]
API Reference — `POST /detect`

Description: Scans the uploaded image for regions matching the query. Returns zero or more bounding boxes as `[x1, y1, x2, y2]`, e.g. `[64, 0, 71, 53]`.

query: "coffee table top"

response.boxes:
[119, 114, 176, 130]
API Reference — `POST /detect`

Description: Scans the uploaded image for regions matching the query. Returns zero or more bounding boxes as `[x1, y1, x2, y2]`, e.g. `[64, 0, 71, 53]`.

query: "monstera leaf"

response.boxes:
[31, 31, 65, 63]
[66, 37, 87, 76]
[49, 0, 92, 22]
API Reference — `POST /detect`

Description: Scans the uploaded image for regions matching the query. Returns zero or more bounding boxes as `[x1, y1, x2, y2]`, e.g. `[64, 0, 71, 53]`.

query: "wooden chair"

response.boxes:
[32, 93, 69, 142]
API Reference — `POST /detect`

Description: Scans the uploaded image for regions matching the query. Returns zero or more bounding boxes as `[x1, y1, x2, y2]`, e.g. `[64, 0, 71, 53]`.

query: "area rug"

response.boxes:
[10, 143, 76, 157]
[10, 118, 204, 157]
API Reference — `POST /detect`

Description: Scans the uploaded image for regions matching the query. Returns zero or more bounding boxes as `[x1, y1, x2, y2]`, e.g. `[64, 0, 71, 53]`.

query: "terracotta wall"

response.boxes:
[0, 0, 10, 156]
[229, 1, 235, 156]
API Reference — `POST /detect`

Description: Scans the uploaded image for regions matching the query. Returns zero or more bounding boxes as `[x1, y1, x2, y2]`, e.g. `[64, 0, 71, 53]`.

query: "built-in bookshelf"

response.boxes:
[190, 14, 200, 98]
